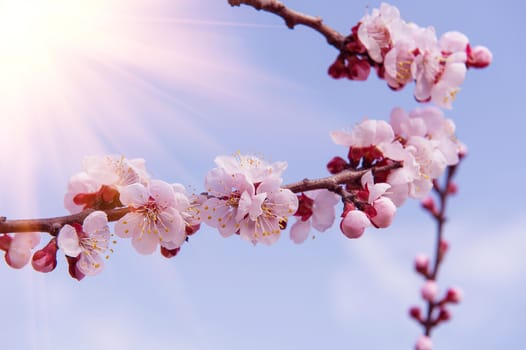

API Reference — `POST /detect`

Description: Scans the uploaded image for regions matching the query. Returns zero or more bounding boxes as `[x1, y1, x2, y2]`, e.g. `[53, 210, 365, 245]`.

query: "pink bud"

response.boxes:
[421, 280, 439, 302]
[370, 197, 396, 228]
[415, 335, 433, 350]
[421, 197, 436, 214]
[467, 45, 492, 68]
[340, 210, 371, 239]
[438, 307, 451, 322]
[32, 238, 58, 273]
[445, 287, 463, 303]
[414, 254, 430, 275]
[409, 306, 421, 321]
[447, 182, 458, 195]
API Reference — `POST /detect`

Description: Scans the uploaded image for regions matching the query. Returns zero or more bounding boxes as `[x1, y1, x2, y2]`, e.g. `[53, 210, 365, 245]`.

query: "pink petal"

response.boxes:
[149, 180, 176, 208]
[77, 252, 104, 276]
[290, 220, 311, 244]
[57, 225, 82, 257]
[119, 183, 148, 207]
[114, 213, 143, 238]
[82, 211, 109, 236]
[131, 231, 159, 255]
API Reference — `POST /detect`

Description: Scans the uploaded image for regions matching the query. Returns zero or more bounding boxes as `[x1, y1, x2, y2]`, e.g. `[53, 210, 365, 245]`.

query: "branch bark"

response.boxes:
[228, 0, 346, 50]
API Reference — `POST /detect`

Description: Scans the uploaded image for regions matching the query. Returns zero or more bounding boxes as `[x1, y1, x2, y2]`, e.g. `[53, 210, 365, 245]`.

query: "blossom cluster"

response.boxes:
[328, 2, 492, 108]
[0, 105, 465, 280]
[329, 106, 463, 239]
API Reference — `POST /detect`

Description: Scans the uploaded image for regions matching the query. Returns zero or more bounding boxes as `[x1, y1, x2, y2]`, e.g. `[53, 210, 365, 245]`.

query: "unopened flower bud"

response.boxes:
[414, 254, 430, 275]
[467, 45, 492, 68]
[328, 57, 347, 79]
[445, 287, 463, 304]
[32, 238, 58, 273]
[447, 182, 458, 195]
[409, 306, 421, 321]
[340, 210, 371, 239]
[415, 335, 433, 350]
[346, 56, 370, 81]
[421, 280, 439, 302]
[438, 307, 451, 322]
[326, 156, 347, 174]
[421, 197, 436, 214]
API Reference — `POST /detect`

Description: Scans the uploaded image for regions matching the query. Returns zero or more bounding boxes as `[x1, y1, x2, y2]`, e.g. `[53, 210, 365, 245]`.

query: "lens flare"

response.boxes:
[0, 0, 265, 213]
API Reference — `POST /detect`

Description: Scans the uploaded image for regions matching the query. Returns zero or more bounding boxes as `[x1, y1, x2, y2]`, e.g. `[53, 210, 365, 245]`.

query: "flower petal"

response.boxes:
[57, 225, 82, 257]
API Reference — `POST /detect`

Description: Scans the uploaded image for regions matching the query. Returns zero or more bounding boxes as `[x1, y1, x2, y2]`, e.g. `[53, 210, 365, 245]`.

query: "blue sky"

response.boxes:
[0, 1, 524, 349]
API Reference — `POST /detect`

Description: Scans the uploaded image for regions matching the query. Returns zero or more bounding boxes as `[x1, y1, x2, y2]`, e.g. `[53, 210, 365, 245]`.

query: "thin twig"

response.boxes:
[228, 0, 346, 50]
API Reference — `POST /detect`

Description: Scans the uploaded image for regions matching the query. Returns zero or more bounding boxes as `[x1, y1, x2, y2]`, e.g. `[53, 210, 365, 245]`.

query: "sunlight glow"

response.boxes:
[0, 1, 265, 213]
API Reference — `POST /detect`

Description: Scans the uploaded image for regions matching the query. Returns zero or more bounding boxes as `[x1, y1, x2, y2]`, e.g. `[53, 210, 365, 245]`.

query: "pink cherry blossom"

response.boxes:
[357, 3, 405, 63]
[214, 153, 287, 183]
[115, 180, 187, 255]
[340, 210, 371, 239]
[290, 189, 339, 244]
[237, 176, 298, 246]
[57, 211, 110, 276]
[415, 335, 433, 350]
[331, 119, 395, 149]
[467, 45, 492, 68]
[201, 168, 254, 237]
[64, 155, 150, 213]
[4, 233, 40, 269]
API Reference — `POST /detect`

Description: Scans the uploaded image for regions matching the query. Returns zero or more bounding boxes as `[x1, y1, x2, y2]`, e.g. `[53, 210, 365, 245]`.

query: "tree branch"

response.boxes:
[228, 0, 346, 50]
[0, 162, 401, 235]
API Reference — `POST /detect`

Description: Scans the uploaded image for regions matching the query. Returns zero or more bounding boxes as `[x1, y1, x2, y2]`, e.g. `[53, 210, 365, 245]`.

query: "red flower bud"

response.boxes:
[32, 238, 58, 273]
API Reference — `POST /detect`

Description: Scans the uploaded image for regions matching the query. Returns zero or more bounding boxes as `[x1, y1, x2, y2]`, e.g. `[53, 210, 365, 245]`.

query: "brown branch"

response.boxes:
[228, 0, 346, 50]
[0, 207, 130, 236]
[283, 162, 402, 193]
[0, 162, 401, 236]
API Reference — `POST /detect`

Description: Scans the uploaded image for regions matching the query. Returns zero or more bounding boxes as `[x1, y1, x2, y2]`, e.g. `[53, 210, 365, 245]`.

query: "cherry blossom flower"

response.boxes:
[290, 189, 339, 244]
[331, 119, 395, 149]
[214, 153, 287, 183]
[115, 180, 187, 255]
[201, 167, 254, 237]
[201, 154, 297, 245]
[64, 155, 151, 213]
[412, 29, 468, 109]
[415, 335, 433, 350]
[357, 3, 405, 63]
[3, 233, 40, 269]
[237, 176, 298, 245]
[57, 211, 110, 277]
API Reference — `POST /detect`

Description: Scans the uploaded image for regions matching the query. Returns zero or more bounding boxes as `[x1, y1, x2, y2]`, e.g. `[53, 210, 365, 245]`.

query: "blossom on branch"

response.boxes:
[201, 154, 298, 245]
[114, 180, 190, 255]
[2, 232, 40, 269]
[290, 190, 339, 244]
[64, 155, 150, 213]
[57, 211, 111, 278]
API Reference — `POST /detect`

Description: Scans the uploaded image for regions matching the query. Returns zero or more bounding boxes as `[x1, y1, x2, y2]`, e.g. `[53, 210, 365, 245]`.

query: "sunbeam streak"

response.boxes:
[0, 0, 272, 213]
